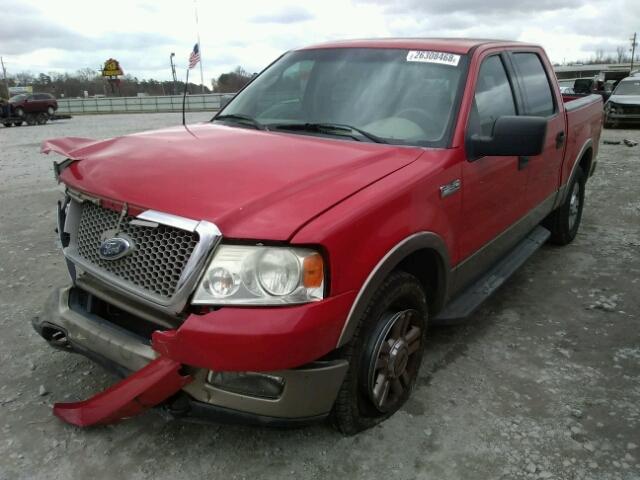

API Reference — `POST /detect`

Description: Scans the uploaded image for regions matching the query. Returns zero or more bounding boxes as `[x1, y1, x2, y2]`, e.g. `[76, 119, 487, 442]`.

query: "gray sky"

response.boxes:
[1, 0, 638, 85]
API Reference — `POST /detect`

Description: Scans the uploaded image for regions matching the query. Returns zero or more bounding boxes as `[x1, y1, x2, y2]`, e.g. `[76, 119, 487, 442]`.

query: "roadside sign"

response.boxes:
[8, 86, 33, 95]
[102, 59, 124, 77]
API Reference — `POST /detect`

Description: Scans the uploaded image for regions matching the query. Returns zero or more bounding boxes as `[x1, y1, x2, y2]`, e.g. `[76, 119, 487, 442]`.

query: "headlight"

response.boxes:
[606, 102, 620, 114]
[192, 245, 325, 305]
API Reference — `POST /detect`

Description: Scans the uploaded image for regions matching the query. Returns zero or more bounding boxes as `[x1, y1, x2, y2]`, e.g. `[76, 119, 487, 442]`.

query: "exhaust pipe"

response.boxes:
[41, 325, 72, 350]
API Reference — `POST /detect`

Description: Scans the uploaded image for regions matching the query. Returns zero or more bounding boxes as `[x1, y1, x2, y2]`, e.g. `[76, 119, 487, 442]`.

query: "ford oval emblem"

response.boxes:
[99, 236, 133, 260]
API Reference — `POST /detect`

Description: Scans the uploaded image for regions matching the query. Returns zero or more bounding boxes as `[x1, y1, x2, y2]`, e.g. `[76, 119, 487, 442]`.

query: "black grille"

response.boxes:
[75, 202, 199, 298]
[621, 105, 640, 115]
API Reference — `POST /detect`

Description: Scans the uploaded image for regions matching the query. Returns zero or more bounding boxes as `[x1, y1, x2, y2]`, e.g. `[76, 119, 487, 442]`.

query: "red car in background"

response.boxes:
[6, 93, 58, 125]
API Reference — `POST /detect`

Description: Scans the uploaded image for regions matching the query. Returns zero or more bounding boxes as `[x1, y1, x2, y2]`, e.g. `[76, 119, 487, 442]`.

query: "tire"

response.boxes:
[3, 122, 11, 127]
[25, 114, 37, 126]
[544, 166, 586, 245]
[36, 113, 48, 125]
[331, 271, 428, 435]
[47, 106, 55, 116]
[13, 121, 23, 126]
[15, 107, 24, 117]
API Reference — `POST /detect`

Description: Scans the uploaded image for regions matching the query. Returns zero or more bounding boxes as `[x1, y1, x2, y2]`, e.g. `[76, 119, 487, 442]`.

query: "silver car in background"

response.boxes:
[604, 75, 640, 127]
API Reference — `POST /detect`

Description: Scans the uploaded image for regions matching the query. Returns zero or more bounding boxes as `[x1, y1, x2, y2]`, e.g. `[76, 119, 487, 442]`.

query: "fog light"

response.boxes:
[206, 371, 285, 399]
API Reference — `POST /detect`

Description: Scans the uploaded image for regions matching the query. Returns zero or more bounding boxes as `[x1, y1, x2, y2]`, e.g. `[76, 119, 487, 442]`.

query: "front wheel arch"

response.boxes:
[336, 232, 450, 348]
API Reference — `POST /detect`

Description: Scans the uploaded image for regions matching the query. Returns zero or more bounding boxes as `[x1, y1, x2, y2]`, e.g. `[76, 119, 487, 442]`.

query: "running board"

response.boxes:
[433, 226, 551, 324]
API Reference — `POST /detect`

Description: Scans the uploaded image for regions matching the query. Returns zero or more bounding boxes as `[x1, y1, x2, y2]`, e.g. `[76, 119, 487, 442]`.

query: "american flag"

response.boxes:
[188, 43, 200, 69]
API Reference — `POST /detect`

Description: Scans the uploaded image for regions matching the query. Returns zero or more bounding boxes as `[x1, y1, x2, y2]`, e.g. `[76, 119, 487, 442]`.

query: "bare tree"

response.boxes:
[14, 72, 34, 86]
[76, 68, 97, 82]
[616, 46, 627, 63]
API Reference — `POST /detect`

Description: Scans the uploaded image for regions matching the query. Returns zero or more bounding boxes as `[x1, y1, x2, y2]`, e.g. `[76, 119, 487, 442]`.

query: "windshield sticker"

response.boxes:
[406, 51, 460, 67]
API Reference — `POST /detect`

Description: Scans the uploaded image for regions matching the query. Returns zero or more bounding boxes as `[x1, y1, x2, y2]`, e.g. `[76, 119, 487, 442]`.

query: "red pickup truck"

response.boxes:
[37, 39, 602, 434]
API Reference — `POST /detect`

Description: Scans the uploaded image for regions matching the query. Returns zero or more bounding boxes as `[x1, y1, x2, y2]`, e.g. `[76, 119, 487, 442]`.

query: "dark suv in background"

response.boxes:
[10, 93, 58, 117]
[5, 93, 58, 126]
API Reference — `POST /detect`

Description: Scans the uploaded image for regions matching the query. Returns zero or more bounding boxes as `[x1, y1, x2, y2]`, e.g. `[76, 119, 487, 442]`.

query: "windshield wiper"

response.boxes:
[271, 122, 387, 144]
[214, 113, 267, 131]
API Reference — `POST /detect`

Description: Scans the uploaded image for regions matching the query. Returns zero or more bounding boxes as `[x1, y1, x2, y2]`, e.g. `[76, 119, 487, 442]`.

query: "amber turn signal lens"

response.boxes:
[303, 253, 324, 288]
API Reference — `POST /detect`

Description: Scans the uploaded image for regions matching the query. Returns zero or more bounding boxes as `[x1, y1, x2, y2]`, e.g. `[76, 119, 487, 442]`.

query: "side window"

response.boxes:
[470, 55, 516, 137]
[512, 53, 555, 116]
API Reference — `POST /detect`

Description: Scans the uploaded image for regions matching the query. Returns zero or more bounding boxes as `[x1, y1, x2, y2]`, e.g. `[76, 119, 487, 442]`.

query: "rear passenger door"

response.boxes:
[509, 51, 565, 211]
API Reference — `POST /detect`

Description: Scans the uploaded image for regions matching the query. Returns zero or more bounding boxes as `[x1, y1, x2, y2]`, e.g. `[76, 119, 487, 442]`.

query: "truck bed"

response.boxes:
[561, 93, 603, 182]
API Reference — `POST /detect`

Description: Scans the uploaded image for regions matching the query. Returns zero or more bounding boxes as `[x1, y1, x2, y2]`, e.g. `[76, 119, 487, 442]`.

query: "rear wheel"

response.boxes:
[25, 114, 37, 126]
[13, 121, 23, 126]
[36, 112, 48, 125]
[544, 166, 586, 245]
[2, 122, 11, 127]
[331, 271, 428, 435]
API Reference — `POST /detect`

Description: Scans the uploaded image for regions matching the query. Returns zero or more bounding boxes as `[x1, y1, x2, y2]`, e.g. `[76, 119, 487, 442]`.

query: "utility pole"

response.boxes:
[170, 52, 178, 95]
[0, 56, 9, 98]
[631, 33, 638, 74]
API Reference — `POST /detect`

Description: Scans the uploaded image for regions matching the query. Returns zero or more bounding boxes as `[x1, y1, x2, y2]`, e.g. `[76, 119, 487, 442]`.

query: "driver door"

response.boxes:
[457, 53, 529, 285]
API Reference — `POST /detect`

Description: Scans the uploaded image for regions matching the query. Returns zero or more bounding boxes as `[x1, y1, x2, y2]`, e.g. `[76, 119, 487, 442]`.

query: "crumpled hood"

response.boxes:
[608, 94, 640, 106]
[43, 123, 423, 240]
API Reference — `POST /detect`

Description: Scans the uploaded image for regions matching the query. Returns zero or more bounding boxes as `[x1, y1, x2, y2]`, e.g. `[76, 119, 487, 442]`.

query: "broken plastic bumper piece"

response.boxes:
[53, 357, 191, 427]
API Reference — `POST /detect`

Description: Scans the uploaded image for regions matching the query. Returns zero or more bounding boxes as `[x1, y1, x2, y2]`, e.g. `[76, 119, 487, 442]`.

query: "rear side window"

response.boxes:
[512, 53, 555, 116]
[470, 55, 516, 136]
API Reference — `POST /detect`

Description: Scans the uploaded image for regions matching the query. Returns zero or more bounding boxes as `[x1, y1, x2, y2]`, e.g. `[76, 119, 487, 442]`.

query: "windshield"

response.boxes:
[215, 48, 467, 146]
[9, 94, 27, 103]
[613, 80, 640, 95]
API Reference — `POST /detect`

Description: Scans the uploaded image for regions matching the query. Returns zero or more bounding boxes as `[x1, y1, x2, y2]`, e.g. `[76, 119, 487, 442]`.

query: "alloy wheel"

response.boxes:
[568, 182, 581, 230]
[367, 309, 422, 412]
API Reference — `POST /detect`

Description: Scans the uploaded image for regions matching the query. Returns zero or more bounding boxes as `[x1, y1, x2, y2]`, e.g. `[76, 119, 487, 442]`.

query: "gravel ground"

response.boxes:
[0, 113, 639, 480]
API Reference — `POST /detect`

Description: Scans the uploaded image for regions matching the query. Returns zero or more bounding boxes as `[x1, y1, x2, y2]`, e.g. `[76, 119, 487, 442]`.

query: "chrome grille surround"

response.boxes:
[76, 202, 197, 298]
[61, 191, 222, 315]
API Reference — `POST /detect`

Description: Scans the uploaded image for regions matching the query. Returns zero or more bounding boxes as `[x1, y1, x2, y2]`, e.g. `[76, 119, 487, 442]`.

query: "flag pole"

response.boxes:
[182, 67, 189, 126]
[194, 0, 205, 93]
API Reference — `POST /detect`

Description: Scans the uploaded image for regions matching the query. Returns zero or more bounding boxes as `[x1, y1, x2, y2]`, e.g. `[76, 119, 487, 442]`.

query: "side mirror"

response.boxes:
[467, 115, 547, 159]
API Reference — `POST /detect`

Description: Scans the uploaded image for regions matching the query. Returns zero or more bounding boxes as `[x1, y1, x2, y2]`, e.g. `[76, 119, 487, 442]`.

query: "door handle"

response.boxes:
[556, 131, 565, 149]
[518, 156, 529, 170]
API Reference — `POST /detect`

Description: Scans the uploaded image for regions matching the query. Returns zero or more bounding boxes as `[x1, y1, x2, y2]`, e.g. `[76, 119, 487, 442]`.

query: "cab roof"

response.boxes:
[299, 38, 533, 54]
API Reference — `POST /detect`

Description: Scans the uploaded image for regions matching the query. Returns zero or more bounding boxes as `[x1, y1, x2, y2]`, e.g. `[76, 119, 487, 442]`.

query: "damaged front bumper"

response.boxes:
[34, 286, 349, 427]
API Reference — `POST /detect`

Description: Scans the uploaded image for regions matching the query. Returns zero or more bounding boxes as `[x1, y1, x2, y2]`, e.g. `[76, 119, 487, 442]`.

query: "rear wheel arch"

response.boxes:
[336, 232, 451, 348]
[579, 146, 593, 179]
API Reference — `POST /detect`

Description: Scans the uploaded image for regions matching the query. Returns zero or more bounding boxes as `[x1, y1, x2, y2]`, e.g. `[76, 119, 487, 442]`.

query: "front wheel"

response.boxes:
[331, 271, 428, 435]
[544, 166, 586, 245]
[47, 106, 55, 116]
